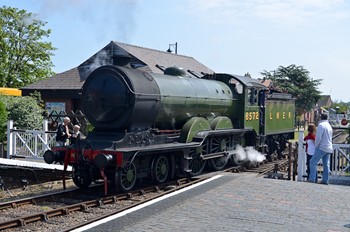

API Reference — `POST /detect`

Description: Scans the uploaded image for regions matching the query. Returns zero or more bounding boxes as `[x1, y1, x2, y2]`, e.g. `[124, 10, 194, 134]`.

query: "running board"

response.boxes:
[200, 151, 227, 160]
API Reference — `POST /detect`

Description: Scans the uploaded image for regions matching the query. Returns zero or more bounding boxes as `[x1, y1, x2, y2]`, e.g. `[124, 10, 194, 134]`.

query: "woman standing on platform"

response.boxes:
[304, 124, 316, 181]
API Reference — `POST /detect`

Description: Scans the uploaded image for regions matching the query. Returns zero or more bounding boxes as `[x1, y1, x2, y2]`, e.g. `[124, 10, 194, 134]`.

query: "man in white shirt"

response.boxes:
[308, 113, 333, 184]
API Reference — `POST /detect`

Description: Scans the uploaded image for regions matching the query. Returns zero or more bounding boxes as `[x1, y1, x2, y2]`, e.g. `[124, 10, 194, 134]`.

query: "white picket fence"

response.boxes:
[6, 120, 56, 159]
[297, 131, 350, 180]
[331, 144, 350, 175]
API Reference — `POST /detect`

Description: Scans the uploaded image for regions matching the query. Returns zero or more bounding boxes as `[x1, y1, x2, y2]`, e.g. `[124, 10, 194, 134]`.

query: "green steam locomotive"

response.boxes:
[44, 65, 295, 194]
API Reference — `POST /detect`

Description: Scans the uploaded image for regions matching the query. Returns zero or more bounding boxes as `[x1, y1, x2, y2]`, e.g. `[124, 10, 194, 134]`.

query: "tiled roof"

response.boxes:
[22, 68, 83, 90]
[22, 41, 214, 91]
[115, 41, 214, 75]
[318, 95, 332, 107]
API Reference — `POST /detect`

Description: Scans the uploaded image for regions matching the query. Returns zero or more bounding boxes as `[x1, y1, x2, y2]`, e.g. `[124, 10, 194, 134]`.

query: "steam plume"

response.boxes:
[230, 145, 266, 164]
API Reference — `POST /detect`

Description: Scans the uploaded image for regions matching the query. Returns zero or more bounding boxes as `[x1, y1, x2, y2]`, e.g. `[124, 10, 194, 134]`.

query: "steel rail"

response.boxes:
[0, 177, 203, 230]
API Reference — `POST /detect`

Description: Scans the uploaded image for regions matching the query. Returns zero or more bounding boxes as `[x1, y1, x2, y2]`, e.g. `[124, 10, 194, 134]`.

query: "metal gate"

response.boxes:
[331, 144, 350, 175]
[6, 120, 56, 159]
[297, 131, 349, 181]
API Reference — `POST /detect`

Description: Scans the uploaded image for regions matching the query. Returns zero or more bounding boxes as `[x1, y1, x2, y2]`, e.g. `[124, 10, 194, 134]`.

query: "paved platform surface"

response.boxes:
[85, 173, 350, 232]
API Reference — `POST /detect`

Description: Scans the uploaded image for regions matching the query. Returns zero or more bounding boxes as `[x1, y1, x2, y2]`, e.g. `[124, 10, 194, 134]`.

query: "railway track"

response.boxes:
[332, 129, 349, 144]
[243, 159, 289, 177]
[224, 156, 291, 179]
[0, 157, 290, 231]
[0, 177, 207, 231]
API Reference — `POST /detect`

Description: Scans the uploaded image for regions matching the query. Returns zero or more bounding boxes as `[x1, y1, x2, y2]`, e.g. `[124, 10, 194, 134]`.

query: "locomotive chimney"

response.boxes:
[112, 55, 132, 67]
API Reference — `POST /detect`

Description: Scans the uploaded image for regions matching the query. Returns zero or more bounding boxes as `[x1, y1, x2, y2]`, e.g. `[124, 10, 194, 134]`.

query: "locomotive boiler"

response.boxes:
[44, 64, 295, 194]
[82, 65, 234, 133]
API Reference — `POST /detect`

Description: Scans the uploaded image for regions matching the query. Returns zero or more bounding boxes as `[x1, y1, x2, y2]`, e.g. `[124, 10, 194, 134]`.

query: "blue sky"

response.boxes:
[3, 0, 350, 102]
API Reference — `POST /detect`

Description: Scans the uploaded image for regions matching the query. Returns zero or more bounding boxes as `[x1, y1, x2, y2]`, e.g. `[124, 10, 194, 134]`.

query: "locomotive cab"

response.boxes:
[210, 73, 266, 131]
[209, 73, 295, 159]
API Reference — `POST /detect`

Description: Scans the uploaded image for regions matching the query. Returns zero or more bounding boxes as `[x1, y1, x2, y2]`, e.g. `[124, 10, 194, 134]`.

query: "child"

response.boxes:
[304, 124, 316, 181]
[70, 125, 81, 145]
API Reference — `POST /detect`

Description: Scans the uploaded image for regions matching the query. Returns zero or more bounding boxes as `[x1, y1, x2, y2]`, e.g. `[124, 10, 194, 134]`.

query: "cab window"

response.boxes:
[248, 88, 258, 105]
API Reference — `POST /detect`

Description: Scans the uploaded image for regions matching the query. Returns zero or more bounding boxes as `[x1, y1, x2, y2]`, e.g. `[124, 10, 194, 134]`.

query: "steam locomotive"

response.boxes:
[44, 64, 295, 194]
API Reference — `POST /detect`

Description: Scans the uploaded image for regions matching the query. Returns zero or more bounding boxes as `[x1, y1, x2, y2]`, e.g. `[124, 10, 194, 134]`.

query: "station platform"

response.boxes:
[0, 157, 72, 190]
[0, 157, 71, 171]
[78, 172, 350, 232]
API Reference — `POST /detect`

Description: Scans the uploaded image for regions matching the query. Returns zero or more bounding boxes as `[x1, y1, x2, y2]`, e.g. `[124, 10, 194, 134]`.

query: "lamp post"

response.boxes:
[167, 42, 178, 54]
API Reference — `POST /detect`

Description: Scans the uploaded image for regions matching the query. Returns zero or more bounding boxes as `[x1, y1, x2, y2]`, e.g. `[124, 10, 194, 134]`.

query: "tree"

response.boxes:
[331, 102, 349, 115]
[261, 64, 322, 116]
[0, 6, 56, 88]
[0, 101, 8, 142]
[0, 93, 44, 130]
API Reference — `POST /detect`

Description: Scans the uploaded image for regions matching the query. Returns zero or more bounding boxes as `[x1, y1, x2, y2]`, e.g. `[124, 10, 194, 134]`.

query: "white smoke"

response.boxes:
[230, 145, 266, 163]
[233, 145, 246, 161]
[37, 0, 140, 41]
[245, 146, 266, 163]
[78, 50, 109, 80]
[89, 50, 108, 72]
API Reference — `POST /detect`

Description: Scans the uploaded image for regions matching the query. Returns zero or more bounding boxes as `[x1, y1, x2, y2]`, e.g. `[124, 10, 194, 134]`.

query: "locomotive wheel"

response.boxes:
[151, 155, 169, 183]
[209, 136, 229, 171]
[72, 165, 92, 189]
[188, 139, 208, 176]
[115, 163, 137, 192]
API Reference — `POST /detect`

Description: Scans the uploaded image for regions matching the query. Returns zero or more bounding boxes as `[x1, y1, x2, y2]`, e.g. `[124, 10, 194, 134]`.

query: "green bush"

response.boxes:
[0, 101, 8, 142]
[0, 93, 44, 130]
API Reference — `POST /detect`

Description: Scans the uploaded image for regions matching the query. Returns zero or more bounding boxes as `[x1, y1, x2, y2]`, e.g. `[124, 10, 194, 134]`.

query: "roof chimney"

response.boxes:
[112, 55, 132, 67]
